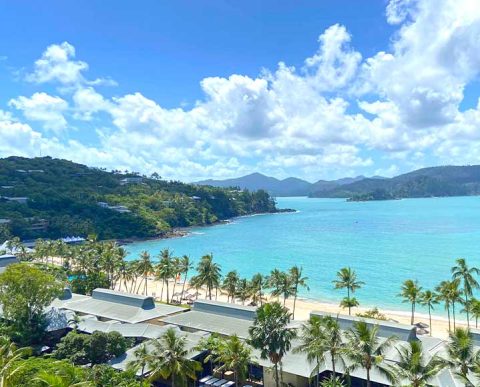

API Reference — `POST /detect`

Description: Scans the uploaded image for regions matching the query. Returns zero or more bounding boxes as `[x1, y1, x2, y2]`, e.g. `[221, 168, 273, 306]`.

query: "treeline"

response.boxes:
[0, 156, 277, 240]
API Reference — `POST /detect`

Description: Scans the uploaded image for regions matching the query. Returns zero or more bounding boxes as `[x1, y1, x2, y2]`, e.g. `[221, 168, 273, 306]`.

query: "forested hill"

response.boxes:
[0, 157, 277, 241]
[310, 165, 480, 200]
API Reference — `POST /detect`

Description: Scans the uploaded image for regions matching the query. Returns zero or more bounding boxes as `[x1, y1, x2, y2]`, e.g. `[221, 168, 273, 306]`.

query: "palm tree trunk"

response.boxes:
[411, 302, 415, 325]
[274, 363, 280, 387]
[144, 276, 148, 296]
[171, 274, 177, 303]
[476, 316, 478, 329]
[181, 270, 188, 301]
[366, 368, 371, 387]
[447, 305, 451, 332]
[429, 306, 432, 336]
[166, 279, 170, 304]
[347, 287, 351, 315]
[453, 302, 456, 330]
[465, 294, 470, 328]
[331, 352, 336, 382]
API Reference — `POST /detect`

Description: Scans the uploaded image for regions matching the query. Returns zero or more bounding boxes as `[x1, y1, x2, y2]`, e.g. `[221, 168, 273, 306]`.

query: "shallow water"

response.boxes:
[125, 196, 480, 314]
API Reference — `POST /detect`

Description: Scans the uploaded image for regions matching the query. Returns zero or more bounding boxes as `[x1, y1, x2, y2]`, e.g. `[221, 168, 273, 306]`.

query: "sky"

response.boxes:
[1, 0, 480, 182]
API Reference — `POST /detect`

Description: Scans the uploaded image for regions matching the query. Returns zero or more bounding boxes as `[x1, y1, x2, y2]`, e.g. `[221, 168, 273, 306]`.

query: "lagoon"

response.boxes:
[125, 196, 480, 314]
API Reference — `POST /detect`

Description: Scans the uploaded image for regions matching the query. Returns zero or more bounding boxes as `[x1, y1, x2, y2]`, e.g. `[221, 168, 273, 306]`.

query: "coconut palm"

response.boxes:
[340, 297, 359, 314]
[344, 321, 396, 387]
[179, 255, 193, 301]
[452, 258, 480, 329]
[294, 316, 345, 387]
[215, 335, 251, 386]
[136, 251, 153, 295]
[436, 280, 454, 332]
[250, 273, 265, 306]
[147, 328, 202, 386]
[156, 249, 175, 302]
[380, 340, 445, 387]
[222, 271, 240, 303]
[333, 267, 365, 315]
[34, 363, 92, 387]
[399, 279, 422, 325]
[289, 266, 309, 319]
[446, 328, 479, 385]
[267, 269, 284, 302]
[0, 336, 31, 387]
[248, 302, 296, 387]
[196, 254, 221, 300]
[419, 290, 439, 336]
[196, 333, 222, 374]
[470, 298, 480, 329]
[270, 272, 294, 306]
[235, 278, 251, 305]
[127, 343, 151, 376]
[447, 279, 463, 330]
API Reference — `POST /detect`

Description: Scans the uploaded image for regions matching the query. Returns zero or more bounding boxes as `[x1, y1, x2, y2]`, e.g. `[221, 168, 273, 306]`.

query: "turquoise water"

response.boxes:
[125, 196, 480, 314]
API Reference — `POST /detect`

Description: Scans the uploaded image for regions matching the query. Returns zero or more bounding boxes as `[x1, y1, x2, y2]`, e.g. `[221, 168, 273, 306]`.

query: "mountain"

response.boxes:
[196, 173, 312, 196]
[0, 157, 277, 241]
[309, 165, 480, 200]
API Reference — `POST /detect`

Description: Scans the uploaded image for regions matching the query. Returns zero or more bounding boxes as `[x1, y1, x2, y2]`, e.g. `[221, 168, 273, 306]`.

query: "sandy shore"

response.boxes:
[114, 277, 470, 339]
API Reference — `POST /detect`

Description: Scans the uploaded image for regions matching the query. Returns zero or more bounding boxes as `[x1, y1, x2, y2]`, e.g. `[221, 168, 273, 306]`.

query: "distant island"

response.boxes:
[197, 165, 480, 201]
[0, 156, 279, 241]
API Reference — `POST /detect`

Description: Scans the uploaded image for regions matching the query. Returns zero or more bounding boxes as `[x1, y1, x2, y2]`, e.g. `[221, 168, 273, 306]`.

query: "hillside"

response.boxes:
[0, 157, 277, 241]
[196, 173, 368, 196]
[310, 165, 480, 200]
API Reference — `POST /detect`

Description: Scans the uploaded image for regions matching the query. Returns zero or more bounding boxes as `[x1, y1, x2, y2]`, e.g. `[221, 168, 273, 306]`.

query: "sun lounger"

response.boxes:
[213, 379, 228, 386]
[205, 378, 219, 386]
[199, 375, 213, 383]
[222, 382, 235, 387]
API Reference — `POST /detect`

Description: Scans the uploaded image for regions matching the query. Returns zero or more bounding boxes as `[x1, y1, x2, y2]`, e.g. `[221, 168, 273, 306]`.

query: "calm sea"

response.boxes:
[125, 196, 480, 314]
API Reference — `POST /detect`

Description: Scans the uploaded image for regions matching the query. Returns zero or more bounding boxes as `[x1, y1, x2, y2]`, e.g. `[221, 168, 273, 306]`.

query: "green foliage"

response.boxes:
[356, 308, 388, 321]
[70, 272, 110, 295]
[0, 156, 277, 241]
[87, 364, 150, 387]
[53, 331, 131, 365]
[0, 264, 63, 344]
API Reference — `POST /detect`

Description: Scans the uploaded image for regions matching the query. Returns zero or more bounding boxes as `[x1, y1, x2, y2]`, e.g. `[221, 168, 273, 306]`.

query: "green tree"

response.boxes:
[344, 321, 396, 387]
[196, 254, 221, 300]
[215, 335, 251, 386]
[126, 343, 151, 376]
[248, 302, 296, 387]
[419, 290, 439, 336]
[339, 297, 359, 314]
[0, 264, 62, 344]
[136, 251, 153, 296]
[289, 266, 309, 319]
[452, 258, 480, 329]
[380, 340, 445, 387]
[446, 328, 479, 384]
[333, 267, 364, 315]
[156, 249, 175, 303]
[470, 298, 480, 329]
[0, 336, 32, 387]
[250, 273, 265, 306]
[235, 278, 251, 305]
[179, 255, 192, 302]
[147, 328, 202, 386]
[222, 271, 240, 303]
[398, 279, 422, 325]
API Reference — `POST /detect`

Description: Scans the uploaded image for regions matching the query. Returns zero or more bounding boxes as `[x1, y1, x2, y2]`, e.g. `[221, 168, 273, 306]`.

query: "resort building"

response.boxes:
[120, 177, 144, 185]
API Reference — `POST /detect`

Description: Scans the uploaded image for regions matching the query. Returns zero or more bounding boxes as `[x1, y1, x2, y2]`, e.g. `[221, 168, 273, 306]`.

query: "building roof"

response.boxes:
[77, 319, 169, 339]
[58, 288, 186, 323]
[109, 328, 209, 375]
[160, 300, 256, 339]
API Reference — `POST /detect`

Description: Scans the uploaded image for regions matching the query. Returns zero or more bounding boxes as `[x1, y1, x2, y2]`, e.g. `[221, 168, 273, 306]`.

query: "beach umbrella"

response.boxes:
[416, 327, 429, 335]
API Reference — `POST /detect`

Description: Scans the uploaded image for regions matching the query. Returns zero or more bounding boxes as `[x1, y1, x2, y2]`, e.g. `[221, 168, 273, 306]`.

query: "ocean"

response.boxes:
[124, 196, 480, 314]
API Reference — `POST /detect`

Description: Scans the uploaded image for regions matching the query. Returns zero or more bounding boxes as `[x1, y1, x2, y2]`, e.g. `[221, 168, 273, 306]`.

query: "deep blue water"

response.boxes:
[125, 196, 480, 313]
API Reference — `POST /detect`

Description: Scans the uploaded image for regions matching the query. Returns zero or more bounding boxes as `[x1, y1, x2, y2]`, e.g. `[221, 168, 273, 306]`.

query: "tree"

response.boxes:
[436, 280, 453, 332]
[215, 335, 251, 386]
[235, 278, 251, 305]
[0, 264, 62, 344]
[333, 267, 364, 315]
[340, 297, 359, 314]
[222, 271, 240, 303]
[446, 328, 479, 384]
[470, 298, 480, 329]
[248, 302, 296, 387]
[398, 279, 422, 325]
[289, 266, 309, 319]
[0, 336, 32, 387]
[294, 316, 345, 387]
[437, 279, 463, 330]
[127, 343, 151, 376]
[250, 273, 265, 306]
[179, 255, 192, 302]
[136, 251, 153, 296]
[147, 328, 202, 386]
[156, 249, 175, 303]
[380, 340, 445, 387]
[419, 290, 439, 336]
[196, 254, 221, 300]
[344, 321, 396, 387]
[452, 258, 480, 329]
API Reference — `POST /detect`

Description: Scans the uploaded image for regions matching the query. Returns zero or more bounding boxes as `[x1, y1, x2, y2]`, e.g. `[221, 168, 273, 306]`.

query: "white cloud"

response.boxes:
[9, 92, 68, 132]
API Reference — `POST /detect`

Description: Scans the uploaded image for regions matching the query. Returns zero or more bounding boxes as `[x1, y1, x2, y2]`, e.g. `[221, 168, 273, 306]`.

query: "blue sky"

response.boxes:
[1, 0, 480, 182]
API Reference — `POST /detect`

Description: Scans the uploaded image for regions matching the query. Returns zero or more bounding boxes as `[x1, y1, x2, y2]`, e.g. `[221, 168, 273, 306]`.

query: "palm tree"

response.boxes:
[148, 328, 202, 386]
[179, 255, 192, 301]
[419, 290, 439, 336]
[436, 280, 453, 332]
[215, 335, 251, 386]
[289, 266, 309, 319]
[339, 297, 359, 314]
[196, 254, 221, 300]
[156, 249, 175, 303]
[235, 278, 251, 305]
[34, 363, 92, 387]
[399, 279, 422, 325]
[127, 343, 151, 376]
[333, 267, 365, 315]
[196, 333, 222, 374]
[267, 269, 284, 302]
[250, 273, 265, 306]
[452, 258, 480, 329]
[380, 340, 445, 387]
[446, 327, 479, 384]
[344, 321, 396, 387]
[248, 302, 296, 387]
[447, 279, 463, 330]
[222, 271, 240, 303]
[0, 336, 31, 387]
[136, 251, 153, 295]
[470, 298, 480, 328]
[294, 316, 345, 387]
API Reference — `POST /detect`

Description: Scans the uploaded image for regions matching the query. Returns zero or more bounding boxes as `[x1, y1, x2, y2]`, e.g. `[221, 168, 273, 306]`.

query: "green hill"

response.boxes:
[0, 157, 277, 241]
[310, 165, 480, 200]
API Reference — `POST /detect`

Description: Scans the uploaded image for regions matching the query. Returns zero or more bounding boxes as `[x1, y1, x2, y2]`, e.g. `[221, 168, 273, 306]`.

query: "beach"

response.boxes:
[115, 277, 467, 339]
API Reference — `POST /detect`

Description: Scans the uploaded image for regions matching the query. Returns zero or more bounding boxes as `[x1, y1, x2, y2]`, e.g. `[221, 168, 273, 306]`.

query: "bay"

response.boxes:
[125, 196, 480, 313]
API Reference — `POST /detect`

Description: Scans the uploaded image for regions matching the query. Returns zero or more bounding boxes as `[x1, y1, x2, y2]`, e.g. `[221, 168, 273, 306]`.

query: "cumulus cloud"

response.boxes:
[3, 0, 480, 180]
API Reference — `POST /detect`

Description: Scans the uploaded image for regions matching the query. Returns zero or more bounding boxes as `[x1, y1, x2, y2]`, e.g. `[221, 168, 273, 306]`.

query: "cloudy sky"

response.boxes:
[1, 0, 480, 182]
